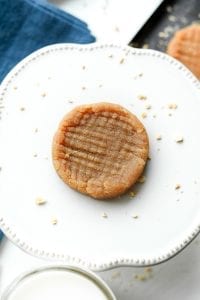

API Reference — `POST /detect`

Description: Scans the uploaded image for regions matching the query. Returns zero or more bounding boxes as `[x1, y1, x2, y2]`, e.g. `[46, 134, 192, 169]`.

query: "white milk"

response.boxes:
[6, 269, 110, 300]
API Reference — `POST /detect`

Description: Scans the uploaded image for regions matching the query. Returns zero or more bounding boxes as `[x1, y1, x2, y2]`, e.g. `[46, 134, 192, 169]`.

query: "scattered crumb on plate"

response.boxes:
[175, 136, 184, 143]
[141, 112, 147, 118]
[145, 104, 151, 110]
[35, 197, 46, 205]
[51, 217, 58, 225]
[168, 103, 178, 109]
[129, 191, 136, 198]
[132, 214, 139, 219]
[175, 183, 181, 190]
[20, 107, 25, 111]
[156, 134, 162, 141]
[137, 175, 146, 183]
[101, 212, 108, 218]
[138, 95, 147, 100]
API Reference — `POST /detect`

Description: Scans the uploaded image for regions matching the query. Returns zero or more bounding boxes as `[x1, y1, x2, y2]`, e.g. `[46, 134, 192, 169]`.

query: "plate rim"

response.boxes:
[0, 42, 200, 271]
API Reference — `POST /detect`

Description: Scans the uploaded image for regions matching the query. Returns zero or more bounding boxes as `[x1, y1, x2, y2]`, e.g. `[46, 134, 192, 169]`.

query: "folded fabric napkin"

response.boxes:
[0, 0, 95, 241]
[0, 0, 95, 82]
[0, 230, 3, 242]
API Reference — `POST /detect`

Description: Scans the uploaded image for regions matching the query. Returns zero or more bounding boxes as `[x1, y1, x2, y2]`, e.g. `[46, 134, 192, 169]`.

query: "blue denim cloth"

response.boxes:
[0, 0, 95, 82]
[0, 230, 3, 242]
[0, 0, 95, 242]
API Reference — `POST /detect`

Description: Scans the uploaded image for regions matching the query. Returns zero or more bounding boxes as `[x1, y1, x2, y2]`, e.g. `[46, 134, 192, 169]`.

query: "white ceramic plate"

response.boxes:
[0, 44, 200, 271]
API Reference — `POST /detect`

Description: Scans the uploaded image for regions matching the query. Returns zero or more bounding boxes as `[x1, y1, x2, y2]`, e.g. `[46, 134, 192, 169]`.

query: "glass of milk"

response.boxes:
[1, 265, 116, 300]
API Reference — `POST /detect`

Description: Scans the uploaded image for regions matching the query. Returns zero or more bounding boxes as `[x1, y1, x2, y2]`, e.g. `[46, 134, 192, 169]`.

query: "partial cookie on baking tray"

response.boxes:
[167, 24, 200, 79]
[52, 102, 149, 199]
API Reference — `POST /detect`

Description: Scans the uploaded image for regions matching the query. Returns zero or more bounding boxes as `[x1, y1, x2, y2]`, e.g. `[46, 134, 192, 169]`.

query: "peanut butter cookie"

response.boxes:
[52, 103, 149, 199]
[167, 24, 200, 79]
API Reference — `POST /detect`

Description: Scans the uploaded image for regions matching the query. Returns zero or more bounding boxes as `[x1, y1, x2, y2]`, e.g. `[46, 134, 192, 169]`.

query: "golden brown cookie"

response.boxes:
[167, 24, 200, 79]
[52, 103, 149, 199]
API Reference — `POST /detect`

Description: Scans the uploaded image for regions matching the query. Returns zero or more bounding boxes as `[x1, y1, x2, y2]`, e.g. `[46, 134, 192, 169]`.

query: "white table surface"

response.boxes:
[1, 1, 200, 299]
[49, 0, 164, 44]
[1, 236, 200, 299]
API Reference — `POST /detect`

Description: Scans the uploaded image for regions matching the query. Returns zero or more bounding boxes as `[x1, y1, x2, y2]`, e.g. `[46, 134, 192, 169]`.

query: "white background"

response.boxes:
[1, 1, 200, 299]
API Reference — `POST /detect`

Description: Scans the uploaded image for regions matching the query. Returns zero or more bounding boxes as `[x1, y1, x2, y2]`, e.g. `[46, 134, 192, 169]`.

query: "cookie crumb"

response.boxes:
[101, 212, 108, 218]
[98, 84, 103, 88]
[132, 214, 139, 219]
[142, 44, 149, 49]
[68, 100, 74, 104]
[168, 113, 172, 116]
[137, 175, 146, 183]
[145, 104, 151, 110]
[166, 6, 173, 13]
[168, 103, 177, 109]
[145, 267, 152, 273]
[158, 31, 168, 38]
[13, 86, 18, 90]
[139, 73, 143, 77]
[108, 54, 113, 58]
[20, 107, 25, 111]
[175, 136, 184, 143]
[129, 191, 136, 198]
[82, 86, 86, 90]
[82, 65, 86, 70]
[138, 95, 147, 100]
[141, 112, 147, 118]
[41, 92, 46, 97]
[33, 153, 38, 157]
[51, 217, 58, 225]
[168, 15, 176, 22]
[114, 26, 120, 32]
[156, 134, 162, 141]
[134, 274, 146, 281]
[35, 197, 46, 205]
[34, 128, 38, 133]
[175, 183, 181, 190]
[111, 271, 121, 279]
[119, 58, 125, 64]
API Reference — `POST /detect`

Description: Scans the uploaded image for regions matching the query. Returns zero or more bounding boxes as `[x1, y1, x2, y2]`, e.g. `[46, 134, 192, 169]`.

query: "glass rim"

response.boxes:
[1, 264, 116, 300]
